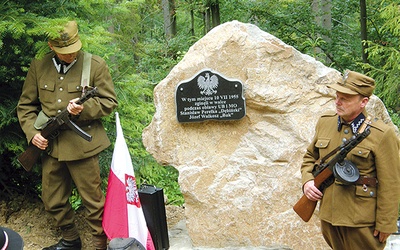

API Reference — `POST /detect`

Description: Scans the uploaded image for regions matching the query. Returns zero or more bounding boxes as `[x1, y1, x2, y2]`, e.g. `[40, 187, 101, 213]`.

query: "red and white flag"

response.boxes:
[103, 112, 155, 250]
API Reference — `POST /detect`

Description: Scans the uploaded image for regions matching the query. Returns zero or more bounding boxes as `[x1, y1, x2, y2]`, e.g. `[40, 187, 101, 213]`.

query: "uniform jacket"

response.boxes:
[17, 51, 118, 161]
[301, 111, 400, 233]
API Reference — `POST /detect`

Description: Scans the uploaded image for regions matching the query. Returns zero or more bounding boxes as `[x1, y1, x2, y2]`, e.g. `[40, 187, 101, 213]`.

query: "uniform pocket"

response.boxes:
[68, 82, 83, 93]
[65, 82, 83, 102]
[355, 184, 377, 198]
[351, 145, 370, 159]
[38, 82, 56, 106]
[315, 138, 330, 149]
[315, 138, 330, 158]
[39, 81, 55, 91]
[353, 185, 377, 224]
[350, 145, 372, 171]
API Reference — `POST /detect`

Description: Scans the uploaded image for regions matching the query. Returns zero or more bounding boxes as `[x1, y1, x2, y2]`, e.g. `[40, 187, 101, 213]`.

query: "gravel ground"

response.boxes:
[2, 198, 399, 250]
[0, 197, 185, 249]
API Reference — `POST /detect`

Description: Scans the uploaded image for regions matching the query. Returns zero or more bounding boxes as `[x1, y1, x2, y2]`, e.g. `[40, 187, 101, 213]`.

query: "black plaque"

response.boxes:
[175, 69, 245, 123]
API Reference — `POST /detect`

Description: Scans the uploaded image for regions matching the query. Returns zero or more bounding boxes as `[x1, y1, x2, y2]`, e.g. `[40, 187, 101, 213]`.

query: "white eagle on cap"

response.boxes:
[197, 73, 218, 96]
[341, 70, 350, 86]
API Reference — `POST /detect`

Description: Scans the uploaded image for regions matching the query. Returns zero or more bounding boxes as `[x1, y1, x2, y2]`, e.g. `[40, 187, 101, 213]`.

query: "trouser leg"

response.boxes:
[42, 154, 79, 241]
[321, 220, 385, 250]
[67, 155, 107, 248]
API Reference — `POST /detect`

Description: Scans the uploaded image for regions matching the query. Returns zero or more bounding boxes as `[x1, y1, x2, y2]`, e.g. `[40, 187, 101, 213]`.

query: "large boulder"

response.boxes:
[142, 21, 398, 249]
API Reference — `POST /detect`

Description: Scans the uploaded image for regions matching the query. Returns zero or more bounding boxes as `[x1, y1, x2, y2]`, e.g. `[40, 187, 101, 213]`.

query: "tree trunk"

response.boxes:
[162, 0, 177, 39]
[204, 7, 211, 34]
[211, 1, 220, 28]
[360, 0, 369, 64]
[107, 18, 119, 76]
[190, 9, 195, 37]
[312, 0, 332, 64]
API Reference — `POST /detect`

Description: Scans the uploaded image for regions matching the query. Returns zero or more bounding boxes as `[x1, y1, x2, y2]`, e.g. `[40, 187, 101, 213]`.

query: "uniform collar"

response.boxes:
[337, 112, 366, 134]
[52, 55, 77, 74]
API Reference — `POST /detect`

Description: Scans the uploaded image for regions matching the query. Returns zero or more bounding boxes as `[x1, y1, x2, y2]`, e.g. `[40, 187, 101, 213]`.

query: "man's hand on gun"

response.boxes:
[32, 98, 83, 150]
[303, 180, 323, 201]
[67, 97, 84, 115]
[32, 133, 48, 150]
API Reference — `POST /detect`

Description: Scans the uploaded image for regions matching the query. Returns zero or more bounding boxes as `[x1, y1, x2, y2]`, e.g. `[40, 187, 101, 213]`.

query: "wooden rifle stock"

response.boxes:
[17, 145, 42, 172]
[17, 87, 98, 172]
[17, 120, 67, 172]
[292, 167, 333, 222]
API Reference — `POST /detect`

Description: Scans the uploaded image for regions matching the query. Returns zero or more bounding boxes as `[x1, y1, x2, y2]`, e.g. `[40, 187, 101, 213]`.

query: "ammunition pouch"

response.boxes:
[34, 110, 50, 130]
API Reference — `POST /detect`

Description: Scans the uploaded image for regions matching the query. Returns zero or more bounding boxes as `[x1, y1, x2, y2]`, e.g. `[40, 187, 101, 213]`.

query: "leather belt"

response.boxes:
[355, 176, 378, 187]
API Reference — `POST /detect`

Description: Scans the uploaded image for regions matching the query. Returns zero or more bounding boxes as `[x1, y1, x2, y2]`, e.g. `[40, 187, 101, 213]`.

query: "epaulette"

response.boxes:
[321, 111, 337, 118]
[368, 117, 388, 133]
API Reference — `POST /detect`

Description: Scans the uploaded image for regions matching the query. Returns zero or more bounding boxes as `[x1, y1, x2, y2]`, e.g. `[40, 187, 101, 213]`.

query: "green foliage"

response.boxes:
[244, 0, 363, 70]
[137, 35, 189, 82]
[0, 2, 44, 187]
[0, 0, 184, 207]
[135, 158, 184, 205]
[69, 188, 83, 210]
[388, 109, 400, 128]
[362, 2, 400, 112]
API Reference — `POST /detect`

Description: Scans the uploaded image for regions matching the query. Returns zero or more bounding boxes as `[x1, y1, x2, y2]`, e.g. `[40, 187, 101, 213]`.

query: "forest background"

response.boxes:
[1, 0, 399, 210]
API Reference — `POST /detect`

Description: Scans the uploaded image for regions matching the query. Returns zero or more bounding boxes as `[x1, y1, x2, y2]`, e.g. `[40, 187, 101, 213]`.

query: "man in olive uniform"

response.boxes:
[17, 20, 118, 250]
[300, 70, 400, 249]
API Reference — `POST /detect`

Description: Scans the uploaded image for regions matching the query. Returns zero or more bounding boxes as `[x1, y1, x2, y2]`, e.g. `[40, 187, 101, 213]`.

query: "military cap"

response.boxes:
[107, 238, 145, 250]
[0, 226, 24, 249]
[328, 70, 375, 97]
[48, 20, 82, 54]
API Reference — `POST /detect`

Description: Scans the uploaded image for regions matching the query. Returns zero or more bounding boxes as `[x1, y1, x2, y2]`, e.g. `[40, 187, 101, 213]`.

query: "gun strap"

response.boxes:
[320, 116, 372, 165]
[320, 144, 342, 165]
[80, 52, 92, 90]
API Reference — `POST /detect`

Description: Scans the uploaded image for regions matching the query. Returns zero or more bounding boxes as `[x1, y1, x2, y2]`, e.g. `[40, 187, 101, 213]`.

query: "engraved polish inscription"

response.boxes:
[176, 69, 245, 123]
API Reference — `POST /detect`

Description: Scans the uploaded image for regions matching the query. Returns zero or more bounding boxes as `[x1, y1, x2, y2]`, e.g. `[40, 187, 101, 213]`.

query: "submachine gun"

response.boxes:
[293, 116, 371, 222]
[18, 87, 98, 172]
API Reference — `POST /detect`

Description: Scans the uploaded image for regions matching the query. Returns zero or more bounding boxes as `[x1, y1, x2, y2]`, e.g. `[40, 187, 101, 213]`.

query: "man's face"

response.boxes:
[335, 92, 369, 122]
[48, 42, 78, 64]
[56, 52, 78, 64]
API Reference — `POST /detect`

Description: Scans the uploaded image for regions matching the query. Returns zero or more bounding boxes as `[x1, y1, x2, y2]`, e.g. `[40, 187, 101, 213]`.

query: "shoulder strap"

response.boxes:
[81, 52, 92, 89]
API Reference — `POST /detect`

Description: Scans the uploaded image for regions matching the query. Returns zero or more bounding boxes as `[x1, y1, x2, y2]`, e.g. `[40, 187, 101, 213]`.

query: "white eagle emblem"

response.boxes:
[342, 70, 349, 86]
[197, 73, 219, 96]
[125, 175, 140, 207]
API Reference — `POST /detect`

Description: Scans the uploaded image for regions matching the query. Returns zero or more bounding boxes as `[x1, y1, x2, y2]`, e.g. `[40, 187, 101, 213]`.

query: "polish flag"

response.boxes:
[102, 112, 155, 250]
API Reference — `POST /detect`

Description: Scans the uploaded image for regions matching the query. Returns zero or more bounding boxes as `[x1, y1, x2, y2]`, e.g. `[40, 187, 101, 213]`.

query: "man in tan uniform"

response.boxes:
[17, 20, 118, 250]
[301, 70, 400, 249]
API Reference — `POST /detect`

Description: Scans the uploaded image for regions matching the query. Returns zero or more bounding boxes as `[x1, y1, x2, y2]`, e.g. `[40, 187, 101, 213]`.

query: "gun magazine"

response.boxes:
[48, 130, 60, 139]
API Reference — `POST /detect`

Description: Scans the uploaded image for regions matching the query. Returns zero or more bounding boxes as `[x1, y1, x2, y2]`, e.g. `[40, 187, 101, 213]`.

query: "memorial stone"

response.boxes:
[142, 21, 399, 249]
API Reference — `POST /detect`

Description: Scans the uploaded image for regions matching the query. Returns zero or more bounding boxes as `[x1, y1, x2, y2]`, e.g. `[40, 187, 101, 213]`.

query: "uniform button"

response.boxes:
[370, 191, 374, 197]
[358, 151, 362, 154]
[57, 110, 62, 113]
[57, 99, 62, 103]
[59, 87, 63, 91]
[76, 86, 80, 90]
[44, 84, 48, 89]
[88, 125, 91, 129]
[344, 129, 349, 134]
[60, 76, 64, 80]
[342, 138, 347, 143]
